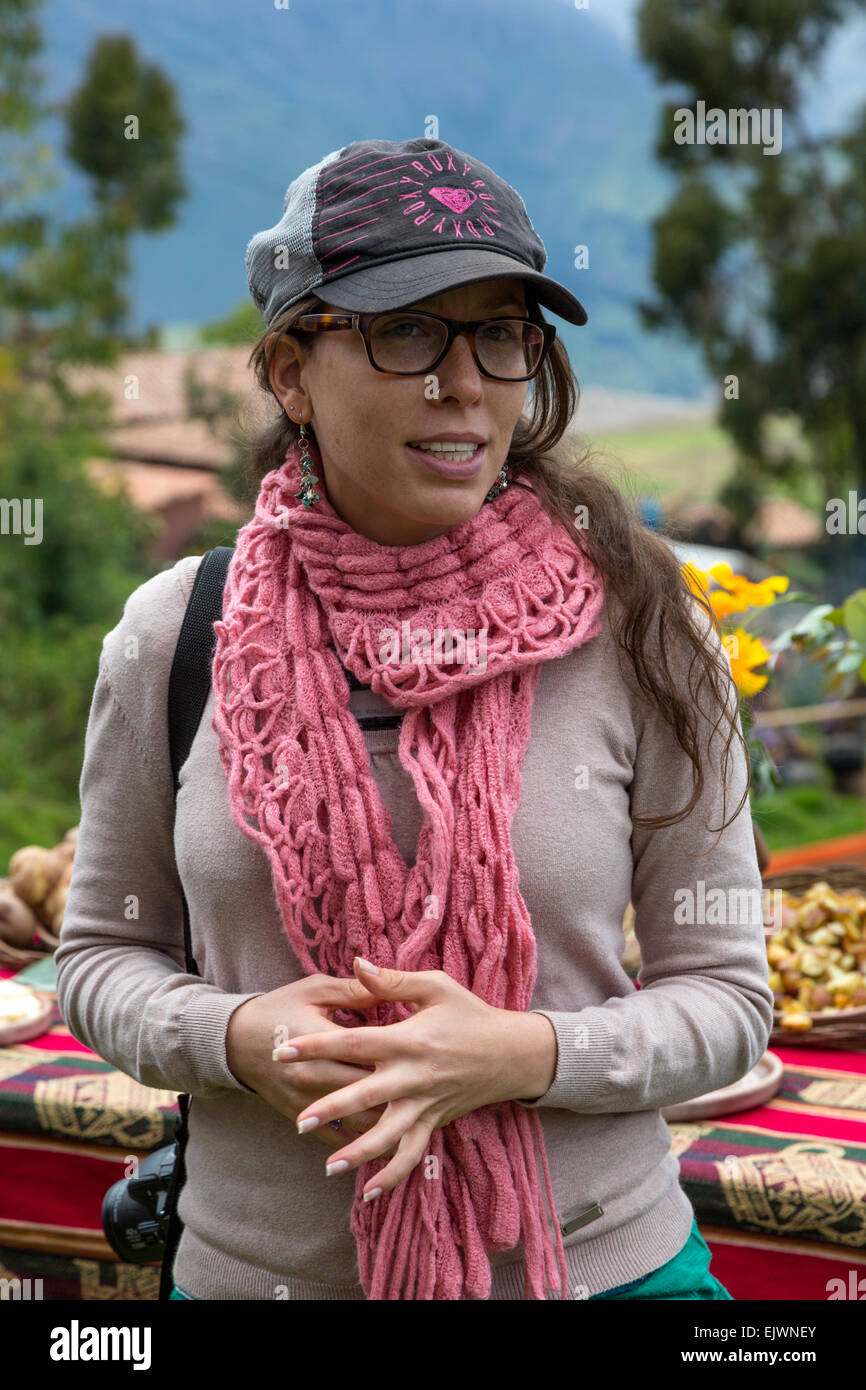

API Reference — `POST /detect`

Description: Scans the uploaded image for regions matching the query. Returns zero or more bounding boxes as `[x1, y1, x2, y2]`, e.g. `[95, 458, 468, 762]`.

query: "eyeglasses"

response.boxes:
[293, 310, 556, 381]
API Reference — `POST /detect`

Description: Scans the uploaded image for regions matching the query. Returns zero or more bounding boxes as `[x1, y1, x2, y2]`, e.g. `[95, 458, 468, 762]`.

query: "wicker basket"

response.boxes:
[0, 923, 61, 971]
[762, 862, 866, 1047]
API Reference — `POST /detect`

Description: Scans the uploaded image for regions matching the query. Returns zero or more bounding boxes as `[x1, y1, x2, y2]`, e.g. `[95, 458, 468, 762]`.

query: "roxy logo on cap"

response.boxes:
[396, 148, 503, 242]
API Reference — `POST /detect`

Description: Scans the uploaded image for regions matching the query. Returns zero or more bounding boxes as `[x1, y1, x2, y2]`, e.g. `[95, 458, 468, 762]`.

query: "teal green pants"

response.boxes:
[169, 1217, 731, 1300]
[588, 1217, 732, 1300]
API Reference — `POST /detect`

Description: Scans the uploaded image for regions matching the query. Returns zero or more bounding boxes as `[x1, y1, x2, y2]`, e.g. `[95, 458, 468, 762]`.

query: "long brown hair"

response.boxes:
[235, 290, 751, 834]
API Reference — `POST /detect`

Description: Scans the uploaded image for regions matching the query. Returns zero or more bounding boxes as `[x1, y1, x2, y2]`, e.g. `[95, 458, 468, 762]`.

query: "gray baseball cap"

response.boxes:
[246, 137, 588, 328]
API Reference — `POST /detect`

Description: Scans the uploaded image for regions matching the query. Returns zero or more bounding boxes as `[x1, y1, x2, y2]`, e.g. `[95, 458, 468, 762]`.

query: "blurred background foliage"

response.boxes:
[0, 4, 181, 857]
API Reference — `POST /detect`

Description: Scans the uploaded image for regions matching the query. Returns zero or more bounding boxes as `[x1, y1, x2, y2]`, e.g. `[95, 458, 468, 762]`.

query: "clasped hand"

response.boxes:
[273, 957, 550, 1202]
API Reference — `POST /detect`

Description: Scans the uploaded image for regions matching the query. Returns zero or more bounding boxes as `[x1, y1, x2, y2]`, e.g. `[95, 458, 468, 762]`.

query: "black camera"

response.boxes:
[102, 1142, 178, 1263]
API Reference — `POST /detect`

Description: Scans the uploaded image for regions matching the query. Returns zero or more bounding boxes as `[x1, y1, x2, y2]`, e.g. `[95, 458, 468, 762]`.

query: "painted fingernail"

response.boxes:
[273, 1046, 299, 1060]
[363, 1187, 383, 1203]
[326, 1160, 350, 1176]
[297, 1116, 320, 1134]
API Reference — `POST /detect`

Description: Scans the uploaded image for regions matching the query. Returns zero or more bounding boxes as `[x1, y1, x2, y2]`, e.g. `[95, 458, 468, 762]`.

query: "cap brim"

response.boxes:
[311, 248, 588, 326]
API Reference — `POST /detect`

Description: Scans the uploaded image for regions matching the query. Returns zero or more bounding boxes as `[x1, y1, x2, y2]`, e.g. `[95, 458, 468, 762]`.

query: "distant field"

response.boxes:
[583, 420, 737, 507]
[578, 410, 823, 518]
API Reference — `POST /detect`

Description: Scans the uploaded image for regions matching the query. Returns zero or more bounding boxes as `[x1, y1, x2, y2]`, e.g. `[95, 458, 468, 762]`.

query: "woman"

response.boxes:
[55, 137, 773, 1301]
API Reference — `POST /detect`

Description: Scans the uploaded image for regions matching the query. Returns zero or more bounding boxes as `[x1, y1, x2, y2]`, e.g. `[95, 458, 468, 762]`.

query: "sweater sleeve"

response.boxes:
[54, 558, 264, 1099]
[516, 603, 774, 1113]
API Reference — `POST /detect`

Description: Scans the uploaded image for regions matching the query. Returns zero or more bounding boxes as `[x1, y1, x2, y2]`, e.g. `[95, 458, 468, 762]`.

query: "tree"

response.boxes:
[0, 0, 187, 849]
[64, 34, 186, 233]
[636, 0, 866, 530]
[1, 15, 187, 373]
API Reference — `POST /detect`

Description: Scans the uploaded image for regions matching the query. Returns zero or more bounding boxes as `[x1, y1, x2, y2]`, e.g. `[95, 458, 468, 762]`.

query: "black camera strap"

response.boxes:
[158, 545, 234, 1301]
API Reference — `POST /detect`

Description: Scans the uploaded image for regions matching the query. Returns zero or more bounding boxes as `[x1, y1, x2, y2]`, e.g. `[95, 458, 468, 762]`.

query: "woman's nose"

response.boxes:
[433, 332, 485, 394]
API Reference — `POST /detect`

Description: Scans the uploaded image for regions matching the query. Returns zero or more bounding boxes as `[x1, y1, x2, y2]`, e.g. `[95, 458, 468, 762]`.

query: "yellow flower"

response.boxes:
[682, 563, 712, 602]
[724, 627, 772, 695]
[681, 561, 722, 617]
[707, 587, 750, 620]
[682, 564, 744, 620]
[708, 563, 789, 609]
[682, 562, 789, 623]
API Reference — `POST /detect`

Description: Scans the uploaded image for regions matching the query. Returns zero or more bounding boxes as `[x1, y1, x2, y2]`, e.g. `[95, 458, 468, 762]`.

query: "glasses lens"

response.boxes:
[368, 315, 544, 378]
[369, 314, 446, 372]
[476, 320, 544, 378]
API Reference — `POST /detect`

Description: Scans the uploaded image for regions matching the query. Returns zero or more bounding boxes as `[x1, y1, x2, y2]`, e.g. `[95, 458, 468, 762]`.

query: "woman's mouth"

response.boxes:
[405, 441, 487, 479]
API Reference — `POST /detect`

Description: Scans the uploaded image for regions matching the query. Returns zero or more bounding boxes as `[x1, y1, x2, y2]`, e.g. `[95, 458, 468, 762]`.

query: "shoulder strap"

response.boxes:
[168, 547, 234, 795]
[159, 546, 233, 1303]
[166, 546, 234, 976]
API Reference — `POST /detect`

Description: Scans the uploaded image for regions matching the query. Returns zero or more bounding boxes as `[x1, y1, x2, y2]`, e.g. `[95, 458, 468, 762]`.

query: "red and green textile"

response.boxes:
[674, 1044, 866, 1300]
[0, 965, 176, 1295]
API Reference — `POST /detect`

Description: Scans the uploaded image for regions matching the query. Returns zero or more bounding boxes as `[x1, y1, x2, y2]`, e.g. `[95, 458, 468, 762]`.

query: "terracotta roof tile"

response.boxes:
[744, 497, 823, 548]
[65, 345, 261, 425]
[86, 459, 245, 523]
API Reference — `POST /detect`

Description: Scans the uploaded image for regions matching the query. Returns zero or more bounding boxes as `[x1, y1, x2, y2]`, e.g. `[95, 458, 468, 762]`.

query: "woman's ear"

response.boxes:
[268, 334, 307, 412]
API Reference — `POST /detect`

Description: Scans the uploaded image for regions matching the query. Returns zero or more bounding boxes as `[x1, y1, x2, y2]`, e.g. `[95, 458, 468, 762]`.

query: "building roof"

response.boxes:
[68, 346, 263, 559]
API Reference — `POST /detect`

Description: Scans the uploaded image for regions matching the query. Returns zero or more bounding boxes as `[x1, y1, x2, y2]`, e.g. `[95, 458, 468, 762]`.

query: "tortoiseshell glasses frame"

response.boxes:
[292, 310, 557, 382]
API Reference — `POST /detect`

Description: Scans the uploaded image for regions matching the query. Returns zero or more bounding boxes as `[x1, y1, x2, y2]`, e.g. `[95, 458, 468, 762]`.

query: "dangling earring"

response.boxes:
[293, 418, 320, 509]
[485, 463, 510, 503]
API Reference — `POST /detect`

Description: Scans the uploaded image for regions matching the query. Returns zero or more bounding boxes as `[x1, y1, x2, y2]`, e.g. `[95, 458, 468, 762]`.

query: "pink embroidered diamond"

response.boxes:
[429, 187, 477, 215]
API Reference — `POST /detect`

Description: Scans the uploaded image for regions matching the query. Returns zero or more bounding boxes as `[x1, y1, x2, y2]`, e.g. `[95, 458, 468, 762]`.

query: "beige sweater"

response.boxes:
[55, 553, 774, 1299]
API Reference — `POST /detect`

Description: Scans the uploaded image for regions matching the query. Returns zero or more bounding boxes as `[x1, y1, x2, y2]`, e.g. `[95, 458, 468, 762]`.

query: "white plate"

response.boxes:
[0, 986, 54, 1046]
[660, 1050, 783, 1122]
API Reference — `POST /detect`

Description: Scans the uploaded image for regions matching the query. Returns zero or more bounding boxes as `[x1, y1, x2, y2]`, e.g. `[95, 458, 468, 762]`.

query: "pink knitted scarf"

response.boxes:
[211, 438, 605, 1300]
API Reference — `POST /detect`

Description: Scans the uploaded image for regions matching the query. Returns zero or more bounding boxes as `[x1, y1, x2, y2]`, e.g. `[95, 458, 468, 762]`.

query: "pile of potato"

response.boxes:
[767, 880, 866, 1031]
[0, 829, 78, 952]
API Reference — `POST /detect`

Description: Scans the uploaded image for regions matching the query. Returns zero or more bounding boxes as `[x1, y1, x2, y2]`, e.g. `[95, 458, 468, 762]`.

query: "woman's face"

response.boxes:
[267, 278, 531, 546]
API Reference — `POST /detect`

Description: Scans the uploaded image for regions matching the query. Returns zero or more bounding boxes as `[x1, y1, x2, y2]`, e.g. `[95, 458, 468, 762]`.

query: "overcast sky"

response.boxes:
[591, 0, 640, 45]
[563, 0, 866, 132]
